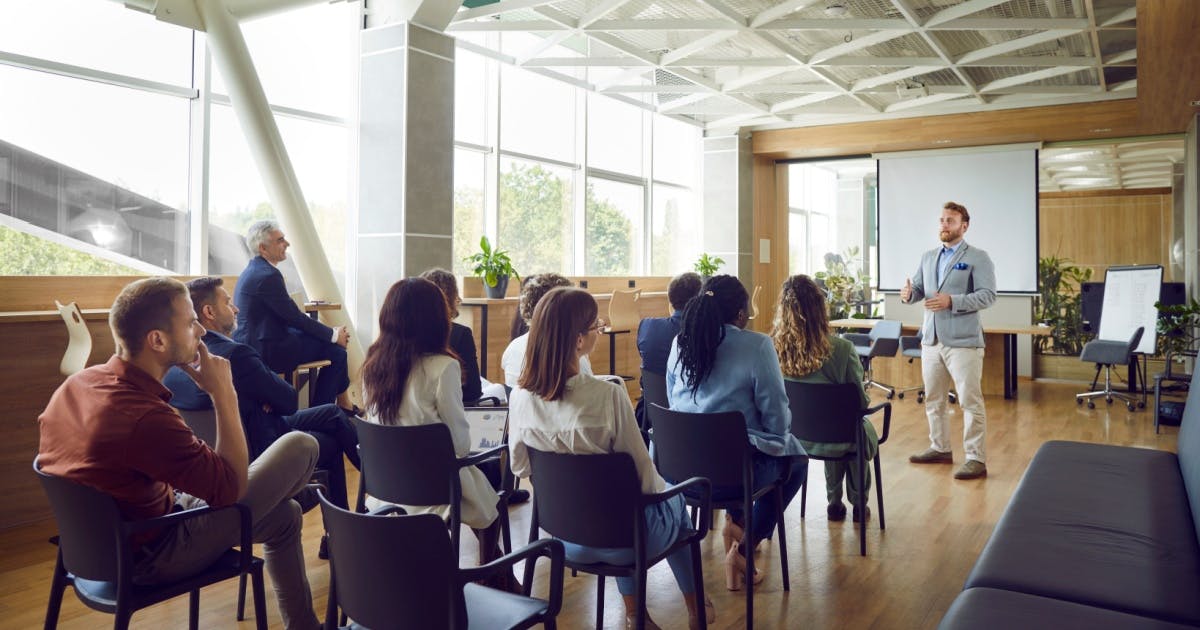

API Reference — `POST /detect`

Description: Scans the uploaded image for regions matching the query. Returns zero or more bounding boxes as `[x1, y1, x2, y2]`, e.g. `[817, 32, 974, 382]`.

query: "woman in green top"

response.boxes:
[771, 274, 880, 522]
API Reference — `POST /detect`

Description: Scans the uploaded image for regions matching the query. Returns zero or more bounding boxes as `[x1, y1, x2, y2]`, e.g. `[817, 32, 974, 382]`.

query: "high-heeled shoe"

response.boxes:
[687, 595, 716, 630]
[721, 514, 745, 553]
[724, 544, 765, 591]
[624, 613, 662, 629]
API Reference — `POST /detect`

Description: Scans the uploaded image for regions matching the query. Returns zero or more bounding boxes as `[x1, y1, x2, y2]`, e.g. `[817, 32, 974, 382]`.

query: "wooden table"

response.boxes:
[303, 302, 341, 320]
[830, 319, 1051, 399]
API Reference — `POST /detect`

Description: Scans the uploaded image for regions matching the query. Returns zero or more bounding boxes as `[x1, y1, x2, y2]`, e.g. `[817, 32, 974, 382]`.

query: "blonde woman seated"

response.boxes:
[508, 287, 714, 630]
[361, 277, 517, 590]
[772, 274, 879, 522]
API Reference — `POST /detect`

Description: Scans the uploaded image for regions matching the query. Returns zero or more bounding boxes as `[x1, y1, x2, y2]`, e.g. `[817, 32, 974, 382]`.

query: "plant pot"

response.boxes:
[484, 275, 510, 299]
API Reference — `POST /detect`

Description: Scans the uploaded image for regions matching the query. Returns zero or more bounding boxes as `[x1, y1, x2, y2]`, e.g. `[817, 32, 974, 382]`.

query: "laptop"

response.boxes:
[464, 406, 509, 452]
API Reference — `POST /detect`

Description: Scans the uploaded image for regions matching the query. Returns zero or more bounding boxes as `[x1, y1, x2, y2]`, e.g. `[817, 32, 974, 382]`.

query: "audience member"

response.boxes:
[501, 273, 593, 389]
[233, 219, 353, 410]
[771, 275, 877, 522]
[509, 287, 714, 630]
[635, 271, 702, 424]
[419, 268, 483, 404]
[163, 277, 360, 510]
[361, 278, 518, 591]
[666, 274, 807, 591]
[38, 277, 321, 629]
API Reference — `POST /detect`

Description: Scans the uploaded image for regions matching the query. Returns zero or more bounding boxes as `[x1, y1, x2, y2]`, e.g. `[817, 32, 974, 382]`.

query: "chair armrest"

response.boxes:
[843, 333, 871, 347]
[645, 477, 712, 531]
[460, 539, 566, 616]
[864, 402, 892, 444]
[460, 444, 506, 468]
[871, 338, 900, 357]
[470, 396, 503, 407]
[366, 505, 408, 517]
[124, 503, 254, 567]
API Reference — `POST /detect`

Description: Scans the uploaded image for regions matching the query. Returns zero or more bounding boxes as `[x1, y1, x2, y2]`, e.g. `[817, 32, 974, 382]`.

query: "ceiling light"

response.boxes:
[825, 2, 848, 16]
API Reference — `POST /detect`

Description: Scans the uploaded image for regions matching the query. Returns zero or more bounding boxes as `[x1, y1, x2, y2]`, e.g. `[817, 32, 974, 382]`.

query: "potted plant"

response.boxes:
[1032, 255, 1092, 355]
[694, 253, 725, 279]
[815, 246, 873, 320]
[464, 236, 520, 299]
[1157, 298, 1200, 364]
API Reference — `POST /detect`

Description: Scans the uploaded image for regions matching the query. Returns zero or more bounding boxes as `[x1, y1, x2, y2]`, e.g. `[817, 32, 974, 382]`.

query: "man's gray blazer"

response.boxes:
[903, 241, 997, 348]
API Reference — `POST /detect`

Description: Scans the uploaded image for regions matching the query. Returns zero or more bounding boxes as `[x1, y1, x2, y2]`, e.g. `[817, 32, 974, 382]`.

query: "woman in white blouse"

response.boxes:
[509, 287, 714, 630]
[361, 277, 516, 590]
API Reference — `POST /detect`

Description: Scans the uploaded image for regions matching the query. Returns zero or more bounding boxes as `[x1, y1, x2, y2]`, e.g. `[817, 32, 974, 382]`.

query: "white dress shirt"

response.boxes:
[502, 332, 593, 389]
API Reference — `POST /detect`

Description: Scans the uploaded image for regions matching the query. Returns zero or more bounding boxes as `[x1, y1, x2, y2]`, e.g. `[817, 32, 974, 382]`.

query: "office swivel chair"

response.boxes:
[1076, 326, 1145, 412]
[845, 320, 902, 399]
[896, 332, 956, 404]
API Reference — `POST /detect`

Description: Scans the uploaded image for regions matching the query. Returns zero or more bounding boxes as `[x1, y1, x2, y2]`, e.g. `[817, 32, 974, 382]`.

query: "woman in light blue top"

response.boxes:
[666, 275, 807, 591]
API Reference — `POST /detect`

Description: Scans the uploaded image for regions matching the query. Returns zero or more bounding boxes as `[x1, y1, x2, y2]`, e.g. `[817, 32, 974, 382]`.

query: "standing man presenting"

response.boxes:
[235, 219, 354, 411]
[901, 201, 996, 480]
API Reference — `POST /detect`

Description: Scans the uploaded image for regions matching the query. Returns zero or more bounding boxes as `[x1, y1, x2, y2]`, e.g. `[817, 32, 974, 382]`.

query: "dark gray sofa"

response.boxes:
[939, 366, 1200, 629]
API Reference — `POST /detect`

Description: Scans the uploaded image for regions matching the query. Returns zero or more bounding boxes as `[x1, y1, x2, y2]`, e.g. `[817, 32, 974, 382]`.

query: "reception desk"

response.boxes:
[830, 319, 1050, 399]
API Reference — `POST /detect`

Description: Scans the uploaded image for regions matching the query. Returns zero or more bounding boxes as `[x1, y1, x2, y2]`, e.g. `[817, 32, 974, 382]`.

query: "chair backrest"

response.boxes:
[640, 370, 668, 411]
[783, 380, 865, 445]
[900, 332, 923, 357]
[177, 407, 217, 446]
[527, 448, 641, 549]
[608, 289, 642, 332]
[55, 300, 92, 376]
[34, 459, 124, 582]
[648, 404, 750, 488]
[868, 320, 902, 357]
[319, 493, 459, 629]
[353, 418, 459, 506]
[1126, 326, 1145, 354]
[749, 285, 762, 320]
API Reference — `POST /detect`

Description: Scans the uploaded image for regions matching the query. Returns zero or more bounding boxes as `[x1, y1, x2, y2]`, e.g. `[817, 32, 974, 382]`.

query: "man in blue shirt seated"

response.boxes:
[233, 220, 353, 410]
[635, 272, 702, 426]
[164, 277, 360, 511]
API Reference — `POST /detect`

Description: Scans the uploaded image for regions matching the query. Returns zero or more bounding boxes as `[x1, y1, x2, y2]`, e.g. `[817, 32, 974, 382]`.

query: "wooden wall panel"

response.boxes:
[1039, 192, 1173, 281]
[461, 276, 671, 299]
[0, 275, 239, 312]
[749, 157, 788, 334]
[1137, 0, 1200, 133]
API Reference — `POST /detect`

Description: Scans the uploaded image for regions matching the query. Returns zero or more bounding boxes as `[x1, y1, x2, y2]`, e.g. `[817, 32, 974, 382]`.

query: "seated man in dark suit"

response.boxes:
[165, 277, 360, 510]
[635, 272, 703, 425]
[233, 219, 352, 410]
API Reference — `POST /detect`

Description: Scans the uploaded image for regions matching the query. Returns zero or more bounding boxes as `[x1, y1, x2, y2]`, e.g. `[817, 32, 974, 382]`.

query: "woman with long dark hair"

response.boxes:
[361, 277, 516, 589]
[772, 274, 877, 522]
[666, 275, 807, 591]
[509, 287, 714, 630]
[500, 273, 594, 389]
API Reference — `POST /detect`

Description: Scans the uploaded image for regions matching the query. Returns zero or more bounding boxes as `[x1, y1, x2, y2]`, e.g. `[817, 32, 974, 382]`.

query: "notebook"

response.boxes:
[464, 406, 508, 451]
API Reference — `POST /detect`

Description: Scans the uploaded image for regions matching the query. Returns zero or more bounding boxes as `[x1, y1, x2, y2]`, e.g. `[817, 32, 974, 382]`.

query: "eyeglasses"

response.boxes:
[582, 318, 606, 334]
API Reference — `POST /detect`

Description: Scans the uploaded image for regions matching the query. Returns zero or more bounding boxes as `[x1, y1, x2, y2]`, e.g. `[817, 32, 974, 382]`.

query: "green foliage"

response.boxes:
[814, 246, 871, 319]
[0, 225, 140, 275]
[1156, 298, 1200, 360]
[497, 163, 570, 274]
[453, 186, 484, 277]
[585, 183, 633, 275]
[1033, 255, 1093, 355]
[463, 235, 519, 288]
[693, 253, 724, 277]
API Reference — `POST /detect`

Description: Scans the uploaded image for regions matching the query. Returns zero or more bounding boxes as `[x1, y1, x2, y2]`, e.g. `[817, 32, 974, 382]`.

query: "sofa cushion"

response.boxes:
[939, 588, 1199, 630]
[964, 440, 1200, 624]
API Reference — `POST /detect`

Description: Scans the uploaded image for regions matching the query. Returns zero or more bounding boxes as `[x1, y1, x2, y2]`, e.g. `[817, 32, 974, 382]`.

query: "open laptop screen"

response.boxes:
[464, 407, 508, 451]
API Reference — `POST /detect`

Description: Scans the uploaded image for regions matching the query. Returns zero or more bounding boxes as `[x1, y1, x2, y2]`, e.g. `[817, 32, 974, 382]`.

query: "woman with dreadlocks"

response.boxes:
[665, 275, 807, 591]
[772, 274, 877, 523]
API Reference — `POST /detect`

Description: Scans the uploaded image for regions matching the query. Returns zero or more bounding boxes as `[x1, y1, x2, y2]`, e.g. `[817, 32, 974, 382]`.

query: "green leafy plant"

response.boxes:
[1033, 255, 1093, 355]
[815, 246, 873, 319]
[463, 235, 520, 288]
[693, 253, 725, 277]
[1156, 299, 1200, 361]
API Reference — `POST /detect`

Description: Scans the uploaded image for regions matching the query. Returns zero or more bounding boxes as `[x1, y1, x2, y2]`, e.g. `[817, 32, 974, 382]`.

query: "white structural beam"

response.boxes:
[957, 29, 1081, 64]
[923, 0, 1012, 27]
[748, 0, 821, 29]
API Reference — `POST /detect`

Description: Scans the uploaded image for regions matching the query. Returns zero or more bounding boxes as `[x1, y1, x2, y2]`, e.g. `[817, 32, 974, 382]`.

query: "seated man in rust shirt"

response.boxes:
[37, 277, 322, 630]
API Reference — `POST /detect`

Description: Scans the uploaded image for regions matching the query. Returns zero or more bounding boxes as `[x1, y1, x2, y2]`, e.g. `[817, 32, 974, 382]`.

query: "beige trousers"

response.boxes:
[922, 342, 986, 463]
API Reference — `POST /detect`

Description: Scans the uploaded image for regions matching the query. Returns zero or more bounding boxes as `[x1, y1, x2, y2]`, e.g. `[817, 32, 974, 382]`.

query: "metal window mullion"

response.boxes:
[0, 49, 197, 99]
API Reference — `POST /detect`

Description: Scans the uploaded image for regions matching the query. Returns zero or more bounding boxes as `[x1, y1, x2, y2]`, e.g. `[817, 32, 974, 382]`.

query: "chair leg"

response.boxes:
[188, 589, 200, 630]
[595, 576, 605, 630]
[874, 455, 885, 531]
[325, 567, 339, 630]
[43, 554, 67, 630]
[743, 500, 754, 630]
[500, 508, 513, 555]
[113, 607, 133, 630]
[774, 485, 789, 591]
[237, 573, 247, 620]
[800, 475, 808, 519]
[523, 506, 539, 596]
[690, 540, 707, 630]
[252, 564, 268, 630]
[858, 457, 867, 557]
[635, 570, 649, 630]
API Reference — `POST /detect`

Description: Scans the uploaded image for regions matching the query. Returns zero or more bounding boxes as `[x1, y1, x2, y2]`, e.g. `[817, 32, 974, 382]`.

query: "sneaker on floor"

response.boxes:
[909, 448, 953, 464]
[827, 502, 847, 522]
[852, 505, 870, 523]
[318, 534, 329, 560]
[954, 460, 987, 480]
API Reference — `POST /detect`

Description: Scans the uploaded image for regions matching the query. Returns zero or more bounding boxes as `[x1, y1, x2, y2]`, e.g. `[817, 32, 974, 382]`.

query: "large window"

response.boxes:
[455, 45, 702, 277]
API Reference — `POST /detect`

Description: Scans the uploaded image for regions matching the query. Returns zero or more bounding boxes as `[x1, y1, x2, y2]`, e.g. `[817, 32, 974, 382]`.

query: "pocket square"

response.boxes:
[953, 262, 969, 270]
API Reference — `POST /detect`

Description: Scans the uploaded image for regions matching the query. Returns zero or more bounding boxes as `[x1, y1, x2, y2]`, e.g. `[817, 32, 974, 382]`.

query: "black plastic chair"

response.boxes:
[319, 490, 564, 629]
[352, 417, 511, 555]
[639, 370, 668, 427]
[34, 459, 267, 630]
[522, 448, 710, 630]
[783, 380, 891, 556]
[646, 404, 790, 629]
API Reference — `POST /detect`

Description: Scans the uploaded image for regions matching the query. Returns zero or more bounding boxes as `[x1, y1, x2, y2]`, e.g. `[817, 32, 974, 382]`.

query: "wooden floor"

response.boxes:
[0, 380, 1179, 629]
